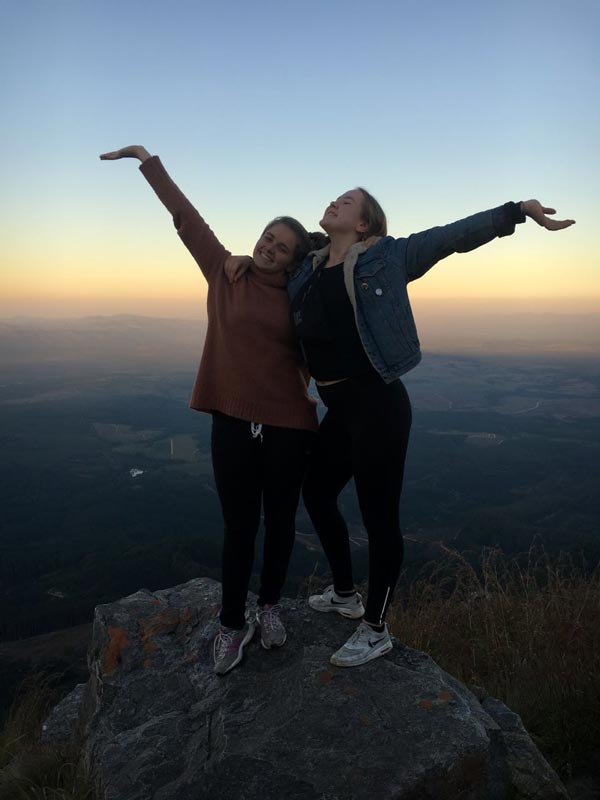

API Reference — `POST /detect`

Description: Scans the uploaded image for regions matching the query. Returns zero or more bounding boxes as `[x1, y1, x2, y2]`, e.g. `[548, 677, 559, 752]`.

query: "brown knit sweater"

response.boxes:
[139, 156, 318, 431]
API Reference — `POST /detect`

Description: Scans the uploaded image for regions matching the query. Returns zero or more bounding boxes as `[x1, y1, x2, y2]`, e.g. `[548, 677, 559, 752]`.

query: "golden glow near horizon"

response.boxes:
[2, 227, 597, 318]
[2, 2, 598, 321]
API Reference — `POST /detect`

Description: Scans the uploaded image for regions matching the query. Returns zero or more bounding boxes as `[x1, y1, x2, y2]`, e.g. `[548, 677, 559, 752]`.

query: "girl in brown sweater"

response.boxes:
[100, 146, 321, 675]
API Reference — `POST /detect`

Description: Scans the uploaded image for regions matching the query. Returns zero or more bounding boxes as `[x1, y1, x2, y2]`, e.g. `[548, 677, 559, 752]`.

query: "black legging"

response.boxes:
[302, 375, 412, 625]
[211, 412, 312, 629]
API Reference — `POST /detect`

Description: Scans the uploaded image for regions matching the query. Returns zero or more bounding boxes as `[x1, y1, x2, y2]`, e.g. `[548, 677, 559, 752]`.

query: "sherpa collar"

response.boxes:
[309, 241, 369, 311]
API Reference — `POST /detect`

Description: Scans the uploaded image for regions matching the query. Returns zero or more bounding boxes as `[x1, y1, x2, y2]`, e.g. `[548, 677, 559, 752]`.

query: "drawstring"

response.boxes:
[250, 422, 263, 442]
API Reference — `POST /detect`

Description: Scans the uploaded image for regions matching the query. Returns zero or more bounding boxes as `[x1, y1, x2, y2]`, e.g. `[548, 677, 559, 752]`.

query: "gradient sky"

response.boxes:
[1, 0, 598, 319]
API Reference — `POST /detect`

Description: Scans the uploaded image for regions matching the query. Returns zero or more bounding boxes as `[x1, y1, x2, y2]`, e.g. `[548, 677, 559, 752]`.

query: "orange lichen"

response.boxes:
[318, 670, 335, 685]
[143, 658, 154, 668]
[439, 691, 455, 702]
[101, 626, 130, 676]
[180, 608, 192, 624]
[140, 608, 182, 639]
[344, 685, 359, 697]
[419, 699, 434, 711]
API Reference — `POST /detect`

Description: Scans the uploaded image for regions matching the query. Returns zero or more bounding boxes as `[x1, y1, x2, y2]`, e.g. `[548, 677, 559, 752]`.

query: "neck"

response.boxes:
[326, 234, 361, 266]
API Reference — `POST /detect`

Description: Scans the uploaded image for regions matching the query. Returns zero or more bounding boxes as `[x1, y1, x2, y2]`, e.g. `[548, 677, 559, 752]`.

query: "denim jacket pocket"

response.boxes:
[355, 274, 420, 368]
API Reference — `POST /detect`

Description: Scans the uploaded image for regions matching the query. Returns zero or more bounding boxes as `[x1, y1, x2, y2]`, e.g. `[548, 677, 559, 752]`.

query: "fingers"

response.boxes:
[525, 200, 575, 231]
[224, 255, 253, 283]
[548, 218, 576, 230]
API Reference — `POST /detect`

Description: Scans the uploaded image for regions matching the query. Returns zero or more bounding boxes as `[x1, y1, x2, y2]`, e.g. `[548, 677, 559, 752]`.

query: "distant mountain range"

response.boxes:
[0, 311, 599, 367]
[0, 315, 207, 367]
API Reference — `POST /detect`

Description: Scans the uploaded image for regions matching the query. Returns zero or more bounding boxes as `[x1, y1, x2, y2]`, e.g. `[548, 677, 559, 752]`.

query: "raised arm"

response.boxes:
[393, 200, 575, 282]
[99, 146, 230, 281]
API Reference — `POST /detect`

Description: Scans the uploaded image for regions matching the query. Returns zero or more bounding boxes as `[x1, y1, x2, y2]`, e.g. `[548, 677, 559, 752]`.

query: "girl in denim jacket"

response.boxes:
[230, 190, 574, 667]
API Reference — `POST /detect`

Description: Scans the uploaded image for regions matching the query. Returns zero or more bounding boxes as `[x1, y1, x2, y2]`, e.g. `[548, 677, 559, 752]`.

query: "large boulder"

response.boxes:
[44, 577, 569, 800]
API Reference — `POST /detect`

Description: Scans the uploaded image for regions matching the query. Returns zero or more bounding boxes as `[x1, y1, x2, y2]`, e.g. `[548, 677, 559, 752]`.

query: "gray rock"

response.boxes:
[483, 697, 570, 799]
[47, 577, 569, 800]
[42, 682, 86, 743]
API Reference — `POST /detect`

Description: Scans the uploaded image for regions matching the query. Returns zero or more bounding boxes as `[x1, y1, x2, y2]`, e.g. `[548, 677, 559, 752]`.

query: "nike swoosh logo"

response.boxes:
[368, 638, 386, 648]
[330, 598, 351, 605]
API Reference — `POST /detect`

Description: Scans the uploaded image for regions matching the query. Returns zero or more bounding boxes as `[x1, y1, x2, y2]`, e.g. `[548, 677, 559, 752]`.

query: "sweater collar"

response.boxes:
[249, 260, 289, 288]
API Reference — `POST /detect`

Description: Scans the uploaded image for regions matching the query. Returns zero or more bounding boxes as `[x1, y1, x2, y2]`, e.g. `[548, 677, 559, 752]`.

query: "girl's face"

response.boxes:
[320, 189, 368, 238]
[253, 223, 298, 274]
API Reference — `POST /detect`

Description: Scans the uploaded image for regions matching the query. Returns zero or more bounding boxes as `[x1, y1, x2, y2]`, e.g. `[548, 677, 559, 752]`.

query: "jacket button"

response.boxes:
[361, 282, 369, 290]
[375, 288, 383, 296]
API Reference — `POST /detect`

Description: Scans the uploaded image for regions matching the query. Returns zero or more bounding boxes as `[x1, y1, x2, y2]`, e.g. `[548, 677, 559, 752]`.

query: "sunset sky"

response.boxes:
[1, 0, 598, 319]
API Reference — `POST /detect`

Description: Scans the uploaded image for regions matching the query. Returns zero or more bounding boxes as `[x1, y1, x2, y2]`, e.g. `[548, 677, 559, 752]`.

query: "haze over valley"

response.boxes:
[2, 315, 598, 650]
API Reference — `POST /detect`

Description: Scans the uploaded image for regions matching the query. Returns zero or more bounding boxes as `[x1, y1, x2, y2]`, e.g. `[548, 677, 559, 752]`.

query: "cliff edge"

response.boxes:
[43, 577, 568, 800]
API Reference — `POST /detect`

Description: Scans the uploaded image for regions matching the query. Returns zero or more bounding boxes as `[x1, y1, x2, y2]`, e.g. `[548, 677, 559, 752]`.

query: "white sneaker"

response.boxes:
[308, 586, 365, 619]
[330, 622, 393, 667]
[308, 585, 365, 619]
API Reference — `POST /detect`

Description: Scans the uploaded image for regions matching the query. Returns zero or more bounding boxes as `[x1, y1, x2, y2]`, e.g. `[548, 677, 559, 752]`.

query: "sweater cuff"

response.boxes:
[493, 202, 526, 238]
[139, 154, 161, 177]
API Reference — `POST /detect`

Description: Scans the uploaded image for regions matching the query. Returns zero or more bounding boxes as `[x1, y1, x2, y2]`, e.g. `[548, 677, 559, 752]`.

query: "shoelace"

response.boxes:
[347, 622, 380, 646]
[348, 625, 368, 645]
[258, 605, 282, 633]
[213, 629, 237, 660]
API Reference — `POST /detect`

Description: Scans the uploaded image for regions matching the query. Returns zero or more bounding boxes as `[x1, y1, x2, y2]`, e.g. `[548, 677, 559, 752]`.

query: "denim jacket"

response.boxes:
[288, 204, 524, 383]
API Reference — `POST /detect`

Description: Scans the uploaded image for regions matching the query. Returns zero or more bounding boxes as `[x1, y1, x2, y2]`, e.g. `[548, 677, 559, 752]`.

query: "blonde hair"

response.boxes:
[357, 187, 387, 237]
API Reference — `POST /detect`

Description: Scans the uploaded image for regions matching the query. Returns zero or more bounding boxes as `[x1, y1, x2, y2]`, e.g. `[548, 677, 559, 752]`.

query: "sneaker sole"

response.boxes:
[215, 623, 256, 676]
[308, 598, 365, 619]
[330, 640, 393, 668]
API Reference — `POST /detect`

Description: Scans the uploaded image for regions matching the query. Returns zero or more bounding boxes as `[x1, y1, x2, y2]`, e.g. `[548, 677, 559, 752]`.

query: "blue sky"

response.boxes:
[1, 0, 598, 317]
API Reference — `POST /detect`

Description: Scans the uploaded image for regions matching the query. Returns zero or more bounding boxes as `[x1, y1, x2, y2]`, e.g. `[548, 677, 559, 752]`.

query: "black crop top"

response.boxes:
[290, 263, 378, 381]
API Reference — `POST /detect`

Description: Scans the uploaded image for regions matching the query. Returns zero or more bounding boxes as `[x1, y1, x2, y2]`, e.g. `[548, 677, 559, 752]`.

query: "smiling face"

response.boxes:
[320, 189, 368, 238]
[252, 222, 299, 274]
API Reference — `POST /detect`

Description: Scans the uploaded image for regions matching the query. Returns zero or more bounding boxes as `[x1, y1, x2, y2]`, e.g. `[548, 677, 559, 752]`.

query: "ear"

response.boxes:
[356, 220, 369, 235]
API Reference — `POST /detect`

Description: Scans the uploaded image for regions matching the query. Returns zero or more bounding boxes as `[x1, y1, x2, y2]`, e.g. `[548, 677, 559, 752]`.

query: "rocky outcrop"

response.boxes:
[44, 577, 569, 800]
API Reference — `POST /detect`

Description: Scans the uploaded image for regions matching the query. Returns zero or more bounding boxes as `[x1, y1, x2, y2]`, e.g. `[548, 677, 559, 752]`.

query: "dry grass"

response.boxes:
[0, 676, 95, 800]
[387, 545, 600, 779]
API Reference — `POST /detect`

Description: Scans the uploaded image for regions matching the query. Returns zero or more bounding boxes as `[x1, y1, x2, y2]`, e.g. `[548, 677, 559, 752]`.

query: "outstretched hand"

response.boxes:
[99, 145, 151, 162]
[522, 200, 575, 231]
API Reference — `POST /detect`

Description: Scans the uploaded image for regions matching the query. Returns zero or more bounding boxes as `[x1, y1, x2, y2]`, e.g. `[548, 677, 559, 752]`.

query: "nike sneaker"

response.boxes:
[308, 584, 365, 619]
[330, 621, 393, 667]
